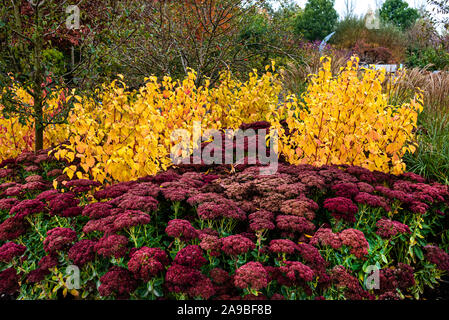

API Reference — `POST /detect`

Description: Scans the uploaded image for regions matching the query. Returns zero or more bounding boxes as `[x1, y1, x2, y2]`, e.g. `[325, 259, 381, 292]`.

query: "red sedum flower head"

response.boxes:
[221, 235, 255, 256]
[43, 227, 77, 254]
[376, 219, 410, 239]
[174, 245, 207, 269]
[99, 266, 138, 299]
[128, 247, 169, 282]
[234, 262, 268, 291]
[324, 197, 358, 223]
[68, 240, 97, 266]
[0, 242, 26, 263]
[94, 234, 129, 259]
[0, 268, 20, 295]
[268, 239, 298, 255]
[165, 219, 198, 241]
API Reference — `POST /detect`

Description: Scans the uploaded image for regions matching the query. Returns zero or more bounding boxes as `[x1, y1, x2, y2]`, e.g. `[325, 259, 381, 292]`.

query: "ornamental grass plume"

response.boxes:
[221, 235, 255, 256]
[165, 219, 198, 242]
[94, 234, 129, 258]
[99, 266, 138, 300]
[0, 242, 26, 263]
[234, 262, 268, 291]
[323, 197, 358, 223]
[68, 240, 96, 267]
[128, 247, 169, 282]
[43, 227, 77, 254]
[173, 245, 207, 269]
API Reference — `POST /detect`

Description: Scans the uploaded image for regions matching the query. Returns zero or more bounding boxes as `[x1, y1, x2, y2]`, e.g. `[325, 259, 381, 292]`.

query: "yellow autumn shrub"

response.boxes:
[0, 85, 68, 160]
[2, 58, 422, 181]
[53, 67, 283, 183]
[269, 56, 423, 175]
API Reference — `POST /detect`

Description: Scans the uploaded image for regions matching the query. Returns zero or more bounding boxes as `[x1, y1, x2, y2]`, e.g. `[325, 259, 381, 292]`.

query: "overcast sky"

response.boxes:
[293, 0, 430, 18]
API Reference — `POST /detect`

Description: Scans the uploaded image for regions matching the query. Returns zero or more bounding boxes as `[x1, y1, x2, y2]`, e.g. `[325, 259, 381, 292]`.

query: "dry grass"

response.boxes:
[384, 67, 449, 116]
[281, 51, 350, 95]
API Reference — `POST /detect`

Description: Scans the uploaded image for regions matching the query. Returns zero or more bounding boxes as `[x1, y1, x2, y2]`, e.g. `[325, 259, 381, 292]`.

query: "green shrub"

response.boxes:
[406, 47, 449, 71]
[294, 0, 338, 41]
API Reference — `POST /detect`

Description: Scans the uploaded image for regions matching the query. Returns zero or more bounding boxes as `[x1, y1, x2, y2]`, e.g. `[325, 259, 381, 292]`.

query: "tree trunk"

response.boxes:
[34, 118, 44, 152]
[33, 5, 44, 152]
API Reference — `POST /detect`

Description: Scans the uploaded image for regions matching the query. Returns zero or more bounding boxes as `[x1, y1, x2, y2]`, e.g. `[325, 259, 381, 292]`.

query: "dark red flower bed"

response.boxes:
[0, 146, 449, 300]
